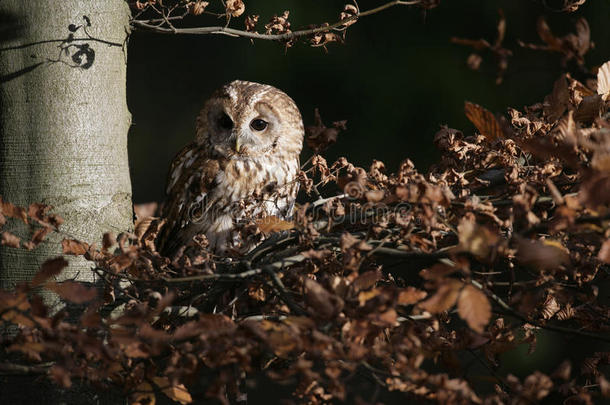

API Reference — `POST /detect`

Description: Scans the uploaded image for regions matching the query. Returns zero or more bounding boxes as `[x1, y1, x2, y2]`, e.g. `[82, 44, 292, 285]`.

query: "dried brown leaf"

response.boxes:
[46, 281, 97, 303]
[364, 190, 385, 203]
[397, 287, 427, 305]
[540, 294, 560, 320]
[0, 197, 27, 223]
[419, 279, 462, 314]
[537, 17, 562, 50]
[1, 231, 20, 248]
[305, 109, 347, 153]
[358, 288, 380, 306]
[598, 60, 610, 100]
[516, 238, 569, 272]
[30, 226, 52, 248]
[495, 9, 506, 46]
[419, 263, 457, 281]
[152, 376, 193, 404]
[31, 257, 68, 287]
[245, 14, 259, 32]
[522, 371, 553, 400]
[544, 74, 569, 122]
[225, 0, 244, 17]
[108, 253, 134, 273]
[27, 203, 52, 223]
[61, 238, 89, 255]
[451, 37, 490, 51]
[49, 365, 72, 388]
[134, 202, 158, 220]
[467, 53, 482, 70]
[457, 284, 491, 333]
[304, 278, 344, 319]
[102, 232, 115, 251]
[563, 0, 586, 12]
[301, 248, 332, 260]
[256, 216, 294, 235]
[598, 239, 610, 264]
[574, 95, 603, 122]
[600, 375, 610, 398]
[7, 341, 44, 361]
[187, 0, 208, 15]
[132, 382, 155, 405]
[579, 171, 610, 209]
[352, 269, 382, 293]
[551, 360, 572, 381]
[457, 216, 499, 260]
[464, 102, 503, 141]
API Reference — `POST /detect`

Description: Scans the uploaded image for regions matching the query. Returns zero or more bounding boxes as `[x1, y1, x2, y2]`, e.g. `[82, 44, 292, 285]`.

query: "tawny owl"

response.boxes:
[156, 80, 304, 257]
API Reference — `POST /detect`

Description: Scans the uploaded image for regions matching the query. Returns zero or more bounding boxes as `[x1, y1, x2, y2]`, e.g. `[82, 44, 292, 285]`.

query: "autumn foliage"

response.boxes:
[2, 1, 610, 404]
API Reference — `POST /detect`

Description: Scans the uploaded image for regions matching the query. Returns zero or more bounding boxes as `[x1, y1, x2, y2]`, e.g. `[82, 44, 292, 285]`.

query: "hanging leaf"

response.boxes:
[225, 0, 245, 17]
[464, 102, 503, 140]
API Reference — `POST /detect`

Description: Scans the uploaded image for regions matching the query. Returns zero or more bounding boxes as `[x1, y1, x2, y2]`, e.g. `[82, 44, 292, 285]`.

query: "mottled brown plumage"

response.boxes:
[157, 81, 304, 256]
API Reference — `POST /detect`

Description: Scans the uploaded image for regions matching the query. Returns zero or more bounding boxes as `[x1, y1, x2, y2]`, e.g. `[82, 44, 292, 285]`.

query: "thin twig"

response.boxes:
[0, 362, 53, 376]
[471, 280, 610, 343]
[163, 253, 307, 283]
[263, 266, 306, 315]
[130, 1, 420, 41]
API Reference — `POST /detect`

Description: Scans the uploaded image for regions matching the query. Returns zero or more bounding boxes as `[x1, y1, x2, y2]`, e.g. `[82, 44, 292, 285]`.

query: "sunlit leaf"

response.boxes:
[457, 285, 491, 333]
[256, 216, 294, 235]
[152, 376, 193, 404]
[131, 382, 155, 405]
[464, 102, 503, 140]
[419, 280, 462, 314]
[598, 60, 610, 100]
[61, 238, 89, 255]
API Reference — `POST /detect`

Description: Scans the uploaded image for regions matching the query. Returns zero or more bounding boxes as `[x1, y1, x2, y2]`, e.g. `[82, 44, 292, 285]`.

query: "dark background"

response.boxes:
[127, 0, 610, 207]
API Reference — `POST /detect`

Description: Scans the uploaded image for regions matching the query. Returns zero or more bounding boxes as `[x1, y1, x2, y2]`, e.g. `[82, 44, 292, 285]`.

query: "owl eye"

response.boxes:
[250, 119, 268, 131]
[218, 113, 233, 130]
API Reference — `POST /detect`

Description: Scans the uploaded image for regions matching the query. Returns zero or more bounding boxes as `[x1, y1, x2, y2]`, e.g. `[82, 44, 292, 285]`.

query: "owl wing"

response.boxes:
[156, 142, 221, 257]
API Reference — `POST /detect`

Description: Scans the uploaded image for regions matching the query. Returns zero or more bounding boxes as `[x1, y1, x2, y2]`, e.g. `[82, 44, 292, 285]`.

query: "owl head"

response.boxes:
[196, 80, 304, 159]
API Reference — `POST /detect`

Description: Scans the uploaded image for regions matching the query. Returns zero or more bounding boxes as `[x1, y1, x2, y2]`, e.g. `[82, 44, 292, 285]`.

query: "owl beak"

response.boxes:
[234, 137, 241, 154]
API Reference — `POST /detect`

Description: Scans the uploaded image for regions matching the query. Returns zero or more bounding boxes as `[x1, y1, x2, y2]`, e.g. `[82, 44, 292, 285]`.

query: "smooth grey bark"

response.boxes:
[0, 1, 133, 296]
[0, 1, 133, 403]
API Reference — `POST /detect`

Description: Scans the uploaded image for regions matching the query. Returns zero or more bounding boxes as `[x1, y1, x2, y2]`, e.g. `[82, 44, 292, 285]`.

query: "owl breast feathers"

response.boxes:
[156, 80, 304, 257]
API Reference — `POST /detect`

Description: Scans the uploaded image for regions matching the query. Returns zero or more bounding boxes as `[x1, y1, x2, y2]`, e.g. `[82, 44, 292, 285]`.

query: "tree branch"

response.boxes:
[130, 1, 421, 41]
[0, 362, 52, 376]
[471, 280, 610, 343]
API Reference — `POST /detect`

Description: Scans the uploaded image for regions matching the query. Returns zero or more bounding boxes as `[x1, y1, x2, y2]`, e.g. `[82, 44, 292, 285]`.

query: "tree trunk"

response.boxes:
[0, 1, 133, 403]
[0, 1, 133, 296]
